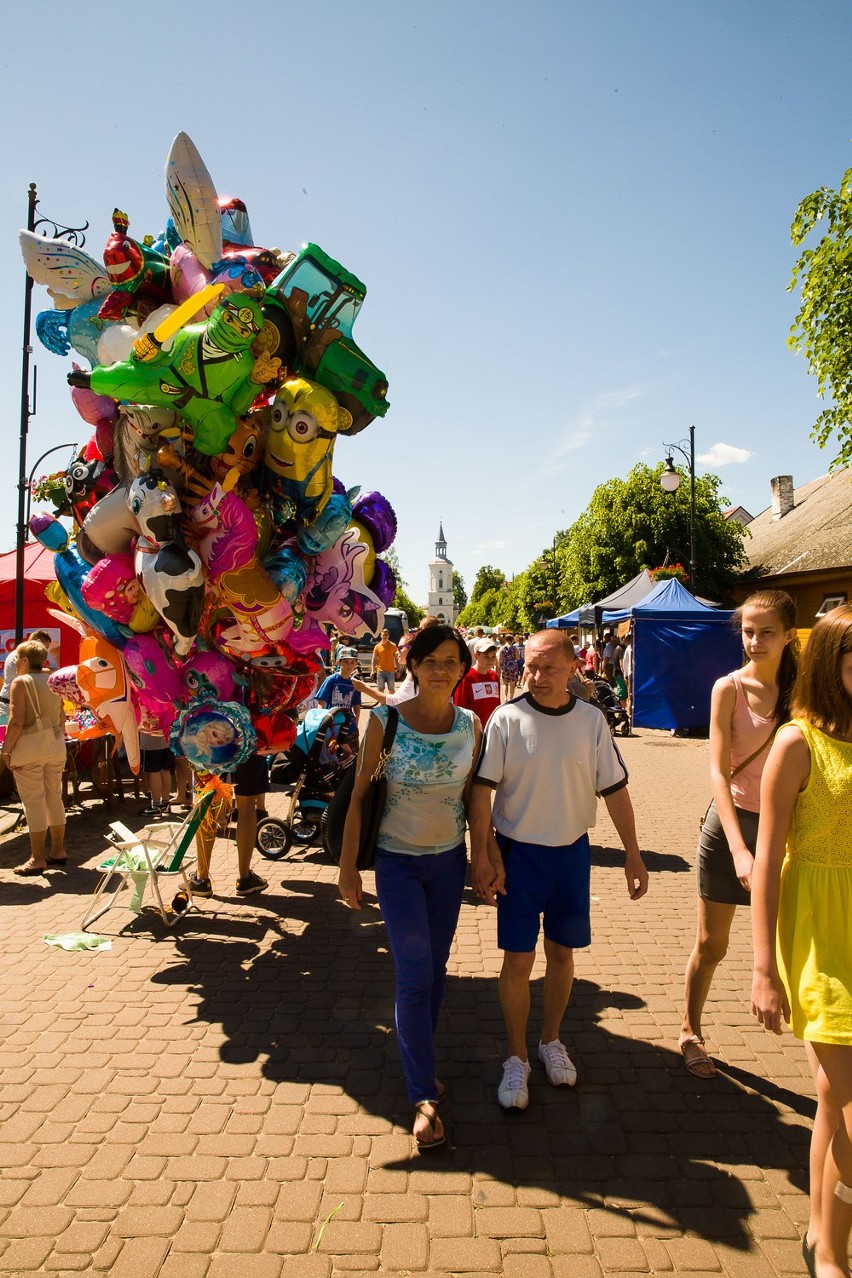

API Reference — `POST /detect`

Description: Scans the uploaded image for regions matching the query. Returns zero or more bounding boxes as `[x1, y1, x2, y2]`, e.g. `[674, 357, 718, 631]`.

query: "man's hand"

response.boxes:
[624, 851, 648, 900]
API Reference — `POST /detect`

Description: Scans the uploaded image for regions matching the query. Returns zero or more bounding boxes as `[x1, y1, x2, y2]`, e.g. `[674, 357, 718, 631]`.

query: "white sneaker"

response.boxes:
[498, 1055, 531, 1110]
[538, 1039, 577, 1087]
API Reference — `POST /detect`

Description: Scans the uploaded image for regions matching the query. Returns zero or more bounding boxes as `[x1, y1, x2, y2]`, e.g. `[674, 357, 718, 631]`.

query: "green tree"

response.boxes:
[559, 463, 746, 602]
[789, 165, 852, 466]
[469, 564, 507, 604]
[380, 547, 424, 626]
[393, 585, 424, 627]
[452, 570, 468, 613]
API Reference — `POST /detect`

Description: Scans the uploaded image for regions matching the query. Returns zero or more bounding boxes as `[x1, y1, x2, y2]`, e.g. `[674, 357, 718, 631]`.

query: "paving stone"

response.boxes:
[363, 1192, 429, 1222]
[501, 1255, 556, 1278]
[218, 1205, 274, 1252]
[381, 1220, 430, 1270]
[430, 1235, 503, 1271]
[475, 1206, 543, 1237]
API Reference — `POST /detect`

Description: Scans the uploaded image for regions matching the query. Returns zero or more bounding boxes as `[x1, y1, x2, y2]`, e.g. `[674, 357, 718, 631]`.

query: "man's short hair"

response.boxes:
[527, 630, 576, 661]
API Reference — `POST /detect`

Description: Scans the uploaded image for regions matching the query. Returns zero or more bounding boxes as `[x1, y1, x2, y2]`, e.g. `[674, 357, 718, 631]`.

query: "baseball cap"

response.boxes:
[474, 638, 498, 654]
[337, 647, 358, 661]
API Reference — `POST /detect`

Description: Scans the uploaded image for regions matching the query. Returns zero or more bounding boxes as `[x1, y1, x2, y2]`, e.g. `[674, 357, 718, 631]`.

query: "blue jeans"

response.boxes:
[375, 843, 467, 1103]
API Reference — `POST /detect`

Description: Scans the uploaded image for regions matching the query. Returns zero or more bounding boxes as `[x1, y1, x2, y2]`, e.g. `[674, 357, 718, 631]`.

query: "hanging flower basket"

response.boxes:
[30, 472, 68, 511]
[649, 563, 689, 584]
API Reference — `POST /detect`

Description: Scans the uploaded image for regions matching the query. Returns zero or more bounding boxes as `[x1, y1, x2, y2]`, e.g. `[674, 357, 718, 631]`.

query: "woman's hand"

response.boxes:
[751, 970, 789, 1035]
[731, 845, 754, 892]
[338, 863, 364, 910]
[472, 846, 506, 906]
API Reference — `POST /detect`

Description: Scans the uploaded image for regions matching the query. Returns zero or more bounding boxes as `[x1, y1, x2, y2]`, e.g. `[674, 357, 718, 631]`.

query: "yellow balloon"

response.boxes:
[349, 520, 376, 582]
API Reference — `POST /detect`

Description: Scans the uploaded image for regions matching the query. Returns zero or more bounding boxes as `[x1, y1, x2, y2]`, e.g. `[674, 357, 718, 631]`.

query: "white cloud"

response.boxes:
[592, 385, 645, 410]
[696, 442, 753, 467]
[476, 539, 507, 551]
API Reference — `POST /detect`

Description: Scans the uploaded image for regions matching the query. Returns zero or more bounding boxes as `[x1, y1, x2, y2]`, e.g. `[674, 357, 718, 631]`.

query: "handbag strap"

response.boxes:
[371, 707, 399, 782]
[730, 726, 778, 779]
[20, 675, 45, 731]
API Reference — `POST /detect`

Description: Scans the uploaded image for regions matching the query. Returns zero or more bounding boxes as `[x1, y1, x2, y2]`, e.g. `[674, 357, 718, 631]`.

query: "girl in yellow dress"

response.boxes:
[752, 607, 852, 1278]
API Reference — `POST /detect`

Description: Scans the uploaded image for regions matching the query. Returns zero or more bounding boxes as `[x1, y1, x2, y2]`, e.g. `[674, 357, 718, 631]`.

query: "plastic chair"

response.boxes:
[81, 789, 214, 931]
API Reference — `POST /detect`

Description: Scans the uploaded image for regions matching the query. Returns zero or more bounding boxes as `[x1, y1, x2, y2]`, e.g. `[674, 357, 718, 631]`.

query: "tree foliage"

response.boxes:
[393, 584, 424, 627]
[789, 167, 852, 467]
[381, 547, 424, 626]
[452, 570, 467, 612]
[557, 463, 746, 606]
[469, 565, 507, 604]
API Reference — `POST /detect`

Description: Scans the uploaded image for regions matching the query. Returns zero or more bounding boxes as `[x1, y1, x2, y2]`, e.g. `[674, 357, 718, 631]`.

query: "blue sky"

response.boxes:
[1, 0, 851, 603]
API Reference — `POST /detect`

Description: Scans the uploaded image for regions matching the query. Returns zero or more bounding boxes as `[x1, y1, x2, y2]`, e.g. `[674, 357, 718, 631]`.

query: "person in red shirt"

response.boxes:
[453, 638, 501, 727]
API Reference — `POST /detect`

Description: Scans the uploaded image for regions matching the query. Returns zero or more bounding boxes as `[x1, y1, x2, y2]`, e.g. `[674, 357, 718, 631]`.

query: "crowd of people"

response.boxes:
[4, 597, 852, 1276]
[333, 598, 852, 1278]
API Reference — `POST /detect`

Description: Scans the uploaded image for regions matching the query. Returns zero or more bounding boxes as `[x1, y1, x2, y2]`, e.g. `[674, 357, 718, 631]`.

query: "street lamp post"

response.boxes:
[539, 537, 558, 620]
[660, 425, 696, 590]
[16, 184, 88, 643]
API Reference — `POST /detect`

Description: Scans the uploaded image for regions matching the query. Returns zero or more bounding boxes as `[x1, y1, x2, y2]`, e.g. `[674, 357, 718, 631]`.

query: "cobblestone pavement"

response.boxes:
[0, 728, 815, 1277]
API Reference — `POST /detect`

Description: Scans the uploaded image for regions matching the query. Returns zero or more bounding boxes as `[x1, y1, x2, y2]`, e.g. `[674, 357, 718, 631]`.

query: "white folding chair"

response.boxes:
[82, 789, 214, 931]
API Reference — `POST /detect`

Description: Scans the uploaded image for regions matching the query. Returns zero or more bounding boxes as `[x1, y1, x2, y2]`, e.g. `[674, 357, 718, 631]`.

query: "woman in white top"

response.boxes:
[339, 625, 481, 1151]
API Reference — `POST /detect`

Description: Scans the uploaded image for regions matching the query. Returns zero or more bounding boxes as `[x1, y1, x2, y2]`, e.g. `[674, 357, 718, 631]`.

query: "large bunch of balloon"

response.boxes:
[21, 132, 397, 775]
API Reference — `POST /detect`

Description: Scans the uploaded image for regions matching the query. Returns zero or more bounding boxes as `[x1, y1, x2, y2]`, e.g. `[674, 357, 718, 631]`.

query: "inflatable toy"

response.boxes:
[264, 377, 353, 523]
[129, 471, 205, 657]
[171, 696, 255, 775]
[76, 632, 141, 773]
[19, 129, 400, 765]
[123, 633, 182, 735]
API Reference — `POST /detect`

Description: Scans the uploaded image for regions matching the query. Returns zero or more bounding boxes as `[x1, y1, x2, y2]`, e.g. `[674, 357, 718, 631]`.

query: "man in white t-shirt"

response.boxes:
[468, 628, 648, 1111]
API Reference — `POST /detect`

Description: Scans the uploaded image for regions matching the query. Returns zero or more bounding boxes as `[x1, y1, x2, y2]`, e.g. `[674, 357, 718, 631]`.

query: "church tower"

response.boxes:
[425, 522, 457, 623]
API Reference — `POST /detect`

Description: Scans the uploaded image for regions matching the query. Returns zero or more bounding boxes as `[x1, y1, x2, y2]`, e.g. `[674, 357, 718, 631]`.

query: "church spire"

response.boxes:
[435, 521, 447, 560]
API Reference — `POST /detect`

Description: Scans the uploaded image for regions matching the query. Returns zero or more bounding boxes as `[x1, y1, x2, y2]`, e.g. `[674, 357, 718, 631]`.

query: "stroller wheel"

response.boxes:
[291, 817, 318, 844]
[319, 807, 337, 864]
[256, 817, 293, 860]
[619, 720, 632, 737]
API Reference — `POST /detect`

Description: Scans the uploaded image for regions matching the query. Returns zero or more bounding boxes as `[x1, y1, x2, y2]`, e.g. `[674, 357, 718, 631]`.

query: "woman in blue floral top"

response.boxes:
[339, 625, 481, 1151]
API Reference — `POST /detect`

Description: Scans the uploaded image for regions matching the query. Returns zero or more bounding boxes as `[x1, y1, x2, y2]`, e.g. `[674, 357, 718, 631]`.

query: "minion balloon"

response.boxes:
[263, 376, 353, 525]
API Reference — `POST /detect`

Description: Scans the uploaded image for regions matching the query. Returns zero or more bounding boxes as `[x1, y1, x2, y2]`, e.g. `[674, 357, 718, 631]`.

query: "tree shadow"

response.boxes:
[153, 878, 811, 1249]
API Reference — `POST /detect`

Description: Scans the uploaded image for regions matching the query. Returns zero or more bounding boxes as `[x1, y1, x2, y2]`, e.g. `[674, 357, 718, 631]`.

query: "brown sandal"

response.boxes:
[414, 1101, 445, 1150]
[680, 1034, 717, 1078]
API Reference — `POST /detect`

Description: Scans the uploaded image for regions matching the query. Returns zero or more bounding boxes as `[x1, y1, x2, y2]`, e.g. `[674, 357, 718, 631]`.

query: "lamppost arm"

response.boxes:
[660, 425, 696, 590]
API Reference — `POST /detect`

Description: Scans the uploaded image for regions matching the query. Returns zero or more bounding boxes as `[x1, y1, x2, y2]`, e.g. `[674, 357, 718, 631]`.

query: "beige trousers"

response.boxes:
[13, 760, 66, 833]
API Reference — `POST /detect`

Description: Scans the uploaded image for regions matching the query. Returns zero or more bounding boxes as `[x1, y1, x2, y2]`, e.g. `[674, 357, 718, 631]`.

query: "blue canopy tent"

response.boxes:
[621, 579, 740, 731]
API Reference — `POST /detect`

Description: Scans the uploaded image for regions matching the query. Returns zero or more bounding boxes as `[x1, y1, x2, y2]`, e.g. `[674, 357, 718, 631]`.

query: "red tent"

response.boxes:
[0, 542, 79, 668]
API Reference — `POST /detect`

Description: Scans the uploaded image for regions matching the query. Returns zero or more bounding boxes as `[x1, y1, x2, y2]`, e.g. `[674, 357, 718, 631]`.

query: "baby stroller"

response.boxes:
[256, 707, 352, 858]
[591, 677, 631, 737]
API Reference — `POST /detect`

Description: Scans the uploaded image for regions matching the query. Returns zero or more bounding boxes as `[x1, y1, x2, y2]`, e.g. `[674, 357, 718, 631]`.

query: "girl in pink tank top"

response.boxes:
[679, 590, 798, 1080]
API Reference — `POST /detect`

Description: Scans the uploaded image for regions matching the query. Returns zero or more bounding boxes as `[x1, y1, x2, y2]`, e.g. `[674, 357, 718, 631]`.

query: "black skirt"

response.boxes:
[697, 799, 759, 906]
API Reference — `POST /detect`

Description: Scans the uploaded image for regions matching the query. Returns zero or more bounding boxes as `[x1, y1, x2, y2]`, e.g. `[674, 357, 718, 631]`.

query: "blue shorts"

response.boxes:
[496, 832, 592, 952]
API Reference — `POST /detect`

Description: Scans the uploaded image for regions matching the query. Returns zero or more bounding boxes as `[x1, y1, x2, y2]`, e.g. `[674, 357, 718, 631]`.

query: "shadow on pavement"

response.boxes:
[152, 878, 810, 1250]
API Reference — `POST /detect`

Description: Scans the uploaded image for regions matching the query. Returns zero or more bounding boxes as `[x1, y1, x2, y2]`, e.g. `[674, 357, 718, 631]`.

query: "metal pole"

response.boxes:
[15, 184, 38, 644]
[688, 425, 697, 591]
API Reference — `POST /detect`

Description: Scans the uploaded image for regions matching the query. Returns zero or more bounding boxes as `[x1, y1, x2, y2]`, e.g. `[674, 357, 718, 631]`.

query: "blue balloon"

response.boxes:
[29, 514, 130, 648]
